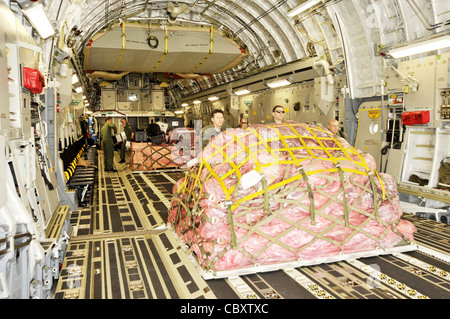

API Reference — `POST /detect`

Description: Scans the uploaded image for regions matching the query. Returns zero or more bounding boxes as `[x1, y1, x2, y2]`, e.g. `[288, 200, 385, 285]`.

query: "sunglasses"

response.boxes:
[241, 121, 247, 124]
[275, 110, 285, 113]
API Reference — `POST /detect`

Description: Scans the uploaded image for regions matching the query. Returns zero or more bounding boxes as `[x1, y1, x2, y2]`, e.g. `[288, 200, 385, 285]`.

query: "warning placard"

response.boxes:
[368, 110, 381, 119]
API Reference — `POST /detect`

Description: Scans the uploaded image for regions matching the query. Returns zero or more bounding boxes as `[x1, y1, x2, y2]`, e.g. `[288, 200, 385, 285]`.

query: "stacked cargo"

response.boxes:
[129, 128, 198, 170]
[130, 143, 180, 170]
[168, 122, 416, 273]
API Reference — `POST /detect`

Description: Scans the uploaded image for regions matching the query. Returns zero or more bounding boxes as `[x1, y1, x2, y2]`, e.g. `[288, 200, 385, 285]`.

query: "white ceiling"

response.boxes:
[11, 0, 450, 107]
[83, 23, 247, 74]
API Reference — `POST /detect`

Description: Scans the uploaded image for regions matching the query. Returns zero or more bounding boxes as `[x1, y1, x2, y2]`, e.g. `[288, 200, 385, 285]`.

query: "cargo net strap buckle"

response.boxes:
[220, 200, 233, 209]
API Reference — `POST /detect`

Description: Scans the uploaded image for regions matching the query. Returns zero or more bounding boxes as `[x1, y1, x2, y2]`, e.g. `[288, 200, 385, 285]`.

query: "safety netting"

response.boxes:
[168, 121, 416, 273]
[130, 142, 187, 170]
[130, 129, 199, 171]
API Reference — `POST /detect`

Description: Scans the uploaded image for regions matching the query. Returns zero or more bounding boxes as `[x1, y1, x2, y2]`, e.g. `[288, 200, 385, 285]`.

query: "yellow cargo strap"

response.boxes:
[113, 23, 126, 71]
[170, 123, 399, 273]
[151, 27, 169, 71]
[190, 26, 214, 73]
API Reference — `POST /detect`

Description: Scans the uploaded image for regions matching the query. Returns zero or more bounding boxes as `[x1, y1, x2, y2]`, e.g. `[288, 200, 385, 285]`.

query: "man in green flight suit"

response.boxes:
[101, 116, 117, 172]
[119, 117, 134, 163]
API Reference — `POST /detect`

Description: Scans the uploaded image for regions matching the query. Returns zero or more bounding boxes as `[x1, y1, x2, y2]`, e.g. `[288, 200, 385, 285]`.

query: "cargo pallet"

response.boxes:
[170, 229, 418, 280]
[400, 201, 450, 225]
[131, 167, 186, 173]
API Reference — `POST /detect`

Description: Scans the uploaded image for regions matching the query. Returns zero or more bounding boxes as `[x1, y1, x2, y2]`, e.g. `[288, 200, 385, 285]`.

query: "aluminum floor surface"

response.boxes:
[54, 152, 450, 299]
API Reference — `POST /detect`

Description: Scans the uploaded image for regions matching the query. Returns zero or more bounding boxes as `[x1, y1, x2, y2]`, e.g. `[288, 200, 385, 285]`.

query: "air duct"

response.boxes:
[167, 2, 190, 23]
[88, 71, 130, 81]
[313, 59, 334, 85]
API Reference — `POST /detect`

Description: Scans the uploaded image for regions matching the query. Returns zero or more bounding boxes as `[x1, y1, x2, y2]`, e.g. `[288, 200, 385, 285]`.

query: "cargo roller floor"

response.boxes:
[55, 152, 450, 299]
[54, 231, 215, 299]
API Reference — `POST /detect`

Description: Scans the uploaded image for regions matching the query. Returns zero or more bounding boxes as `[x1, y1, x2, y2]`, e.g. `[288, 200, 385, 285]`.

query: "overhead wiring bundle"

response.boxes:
[168, 121, 416, 273]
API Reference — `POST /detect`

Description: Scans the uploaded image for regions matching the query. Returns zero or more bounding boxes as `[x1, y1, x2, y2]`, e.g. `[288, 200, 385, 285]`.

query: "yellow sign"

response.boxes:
[368, 110, 381, 119]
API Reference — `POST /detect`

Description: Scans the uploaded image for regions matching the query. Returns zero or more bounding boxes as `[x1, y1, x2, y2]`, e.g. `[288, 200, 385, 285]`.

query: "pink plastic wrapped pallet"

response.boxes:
[168, 121, 416, 273]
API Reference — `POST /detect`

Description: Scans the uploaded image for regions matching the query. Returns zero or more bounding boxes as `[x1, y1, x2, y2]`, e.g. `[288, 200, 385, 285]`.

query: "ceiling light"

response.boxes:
[72, 74, 79, 84]
[193, 100, 201, 104]
[266, 78, 292, 88]
[174, 110, 184, 114]
[75, 86, 83, 93]
[234, 88, 251, 96]
[287, 0, 322, 17]
[388, 35, 450, 58]
[128, 93, 138, 101]
[181, 103, 189, 107]
[22, 3, 55, 39]
[208, 96, 219, 101]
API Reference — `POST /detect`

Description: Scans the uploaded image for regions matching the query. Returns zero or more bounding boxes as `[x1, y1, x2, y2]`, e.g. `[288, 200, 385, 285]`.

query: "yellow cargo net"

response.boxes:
[169, 122, 404, 273]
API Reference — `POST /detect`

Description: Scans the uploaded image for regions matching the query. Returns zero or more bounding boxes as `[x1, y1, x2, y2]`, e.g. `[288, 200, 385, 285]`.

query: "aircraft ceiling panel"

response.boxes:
[83, 23, 246, 73]
[85, 48, 245, 74]
[33, 0, 449, 104]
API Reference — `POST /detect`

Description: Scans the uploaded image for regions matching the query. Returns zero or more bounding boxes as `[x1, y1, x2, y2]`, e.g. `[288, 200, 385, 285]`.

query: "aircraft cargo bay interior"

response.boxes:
[0, 0, 450, 303]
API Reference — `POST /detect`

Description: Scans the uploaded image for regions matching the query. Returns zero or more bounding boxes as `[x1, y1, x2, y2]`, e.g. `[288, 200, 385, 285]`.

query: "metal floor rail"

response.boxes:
[54, 152, 450, 299]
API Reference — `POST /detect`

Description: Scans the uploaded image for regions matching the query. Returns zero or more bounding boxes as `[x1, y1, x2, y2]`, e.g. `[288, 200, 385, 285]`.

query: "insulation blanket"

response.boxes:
[168, 122, 416, 272]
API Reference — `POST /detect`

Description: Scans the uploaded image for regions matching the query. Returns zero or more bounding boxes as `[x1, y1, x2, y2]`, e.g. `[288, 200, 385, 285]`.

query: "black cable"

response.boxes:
[381, 144, 390, 155]
[147, 35, 159, 49]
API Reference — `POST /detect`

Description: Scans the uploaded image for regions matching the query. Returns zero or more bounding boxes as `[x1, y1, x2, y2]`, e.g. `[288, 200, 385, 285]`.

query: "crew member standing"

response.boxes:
[119, 117, 134, 163]
[265, 105, 285, 124]
[327, 119, 348, 140]
[237, 117, 248, 129]
[79, 114, 88, 138]
[101, 116, 117, 172]
[201, 109, 228, 149]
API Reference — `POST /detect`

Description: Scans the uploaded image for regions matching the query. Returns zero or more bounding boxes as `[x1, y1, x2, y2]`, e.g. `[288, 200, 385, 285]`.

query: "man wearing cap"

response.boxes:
[119, 118, 134, 163]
